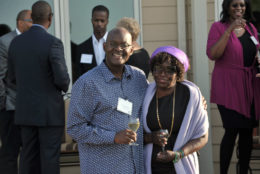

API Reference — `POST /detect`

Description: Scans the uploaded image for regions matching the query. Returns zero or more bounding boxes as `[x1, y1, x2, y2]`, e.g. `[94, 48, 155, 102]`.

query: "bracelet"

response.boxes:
[172, 151, 181, 163]
[179, 149, 185, 159]
[172, 149, 185, 164]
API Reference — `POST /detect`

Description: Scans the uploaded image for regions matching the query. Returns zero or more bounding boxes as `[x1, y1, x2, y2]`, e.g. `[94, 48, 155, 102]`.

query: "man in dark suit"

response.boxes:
[74, 5, 109, 81]
[8, 1, 70, 174]
[0, 9, 32, 174]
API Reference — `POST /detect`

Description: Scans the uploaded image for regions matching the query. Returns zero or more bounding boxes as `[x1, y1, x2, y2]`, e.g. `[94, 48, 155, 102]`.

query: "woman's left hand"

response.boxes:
[156, 150, 177, 163]
[202, 96, 207, 110]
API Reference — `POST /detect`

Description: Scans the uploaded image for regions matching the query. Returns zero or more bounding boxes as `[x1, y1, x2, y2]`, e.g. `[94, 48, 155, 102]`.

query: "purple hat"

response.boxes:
[151, 46, 189, 72]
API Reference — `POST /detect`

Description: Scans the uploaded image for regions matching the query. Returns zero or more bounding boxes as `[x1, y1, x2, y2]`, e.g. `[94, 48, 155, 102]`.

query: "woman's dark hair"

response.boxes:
[150, 52, 185, 82]
[220, 0, 254, 23]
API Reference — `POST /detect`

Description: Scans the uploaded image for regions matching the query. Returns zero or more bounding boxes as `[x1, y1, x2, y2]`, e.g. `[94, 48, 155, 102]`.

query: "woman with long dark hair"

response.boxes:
[206, 0, 260, 173]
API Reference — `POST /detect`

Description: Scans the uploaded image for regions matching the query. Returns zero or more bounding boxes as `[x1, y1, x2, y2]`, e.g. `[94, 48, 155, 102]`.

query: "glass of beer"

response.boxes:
[128, 117, 140, 146]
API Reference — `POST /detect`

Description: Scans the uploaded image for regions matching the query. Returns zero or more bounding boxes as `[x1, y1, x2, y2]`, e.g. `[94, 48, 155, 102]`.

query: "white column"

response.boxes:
[53, 0, 72, 91]
[191, 0, 214, 173]
[133, 0, 143, 46]
[215, 0, 223, 21]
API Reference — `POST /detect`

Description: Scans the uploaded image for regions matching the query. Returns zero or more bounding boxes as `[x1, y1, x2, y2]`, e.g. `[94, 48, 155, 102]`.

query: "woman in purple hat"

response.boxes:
[142, 46, 209, 174]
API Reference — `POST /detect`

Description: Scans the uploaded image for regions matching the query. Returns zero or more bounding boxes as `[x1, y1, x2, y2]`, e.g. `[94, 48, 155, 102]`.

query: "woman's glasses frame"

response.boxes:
[153, 65, 177, 76]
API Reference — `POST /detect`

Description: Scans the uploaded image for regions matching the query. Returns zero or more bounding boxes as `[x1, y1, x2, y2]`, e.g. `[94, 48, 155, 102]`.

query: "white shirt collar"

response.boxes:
[92, 32, 108, 44]
[16, 28, 21, 35]
[92, 32, 108, 66]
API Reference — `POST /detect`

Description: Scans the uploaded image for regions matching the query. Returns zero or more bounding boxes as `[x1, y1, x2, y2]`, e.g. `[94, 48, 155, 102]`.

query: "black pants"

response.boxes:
[0, 110, 21, 174]
[220, 128, 253, 174]
[19, 126, 64, 174]
[218, 105, 254, 174]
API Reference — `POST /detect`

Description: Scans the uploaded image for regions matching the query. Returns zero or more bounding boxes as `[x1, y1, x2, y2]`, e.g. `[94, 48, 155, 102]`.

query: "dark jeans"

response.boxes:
[0, 110, 21, 174]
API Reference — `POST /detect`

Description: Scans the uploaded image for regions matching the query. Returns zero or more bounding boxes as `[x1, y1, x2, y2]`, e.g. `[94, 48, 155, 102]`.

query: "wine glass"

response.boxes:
[128, 117, 140, 146]
[160, 129, 169, 152]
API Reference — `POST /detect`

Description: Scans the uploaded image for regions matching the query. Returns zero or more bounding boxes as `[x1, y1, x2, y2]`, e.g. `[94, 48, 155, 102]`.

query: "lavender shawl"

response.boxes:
[142, 80, 209, 174]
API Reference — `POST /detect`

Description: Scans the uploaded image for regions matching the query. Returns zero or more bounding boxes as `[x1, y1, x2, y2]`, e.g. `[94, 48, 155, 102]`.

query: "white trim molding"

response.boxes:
[215, 0, 223, 21]
[177, 0, 187, 53]
[53, 0, 72, 91]
[133, 0, 143, 47]
[191, 0, 214, 173]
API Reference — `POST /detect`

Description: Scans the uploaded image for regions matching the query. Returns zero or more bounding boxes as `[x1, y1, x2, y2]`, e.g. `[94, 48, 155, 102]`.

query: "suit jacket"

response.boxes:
[0, 30, 17, 110]
[74, 36, 97, 81]
[8, 26, 70, 126]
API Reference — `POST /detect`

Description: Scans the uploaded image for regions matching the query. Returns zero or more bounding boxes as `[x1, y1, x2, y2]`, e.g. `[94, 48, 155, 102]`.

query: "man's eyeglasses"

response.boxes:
[153, 65, 177, 75]
[22, 19, 32, 22]
[108, 42, 132, 50]
[231, 3, 245, 8]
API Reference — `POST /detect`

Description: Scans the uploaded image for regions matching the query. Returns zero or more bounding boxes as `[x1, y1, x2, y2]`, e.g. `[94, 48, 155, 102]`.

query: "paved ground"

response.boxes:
[61, 166, 80, 174]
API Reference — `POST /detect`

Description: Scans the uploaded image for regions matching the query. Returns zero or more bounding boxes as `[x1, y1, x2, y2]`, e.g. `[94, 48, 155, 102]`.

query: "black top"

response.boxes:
[147, 83, 190, 174]
[126, 48, 150, 78]
[238, 31, 256, 67]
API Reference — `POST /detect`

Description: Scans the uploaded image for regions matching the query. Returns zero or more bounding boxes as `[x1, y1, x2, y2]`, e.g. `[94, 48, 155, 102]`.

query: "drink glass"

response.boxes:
[128, 117, 140, 146]
[160, 129, 169, 152]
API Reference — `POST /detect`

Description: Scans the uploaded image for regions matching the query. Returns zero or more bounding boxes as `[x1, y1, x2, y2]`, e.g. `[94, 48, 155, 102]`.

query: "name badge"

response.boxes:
[80, 54, 93, 64]
[250, 36, 259, 45]
[117, 97, 133, 116]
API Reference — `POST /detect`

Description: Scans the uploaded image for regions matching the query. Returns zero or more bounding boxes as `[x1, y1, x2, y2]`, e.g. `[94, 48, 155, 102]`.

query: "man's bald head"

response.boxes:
[16, 10, 32, 33]
[106, 27, 132, 43]
[31, 1, 52, 25]
[104, 27, 134, 67]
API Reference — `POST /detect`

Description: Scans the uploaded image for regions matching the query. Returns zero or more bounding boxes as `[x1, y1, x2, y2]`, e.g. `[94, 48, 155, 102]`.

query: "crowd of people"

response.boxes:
[0, 0, 259, 174]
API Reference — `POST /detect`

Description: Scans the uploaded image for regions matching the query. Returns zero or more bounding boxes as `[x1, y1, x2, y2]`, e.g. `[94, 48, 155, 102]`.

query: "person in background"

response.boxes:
[0, 24, 11, 37]
[67, 27, 148, 174]
[8, 1, 70, 174]
[0, 9, 32, 174]
[117, 17, 150, 78]
[74, 5, 109, 81]
[142, 46, 208, 174]
[206, 0, 260, 173]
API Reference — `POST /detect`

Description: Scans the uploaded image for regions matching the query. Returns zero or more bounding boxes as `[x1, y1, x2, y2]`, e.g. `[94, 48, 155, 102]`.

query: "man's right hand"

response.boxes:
[114, 129, 137, 144]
